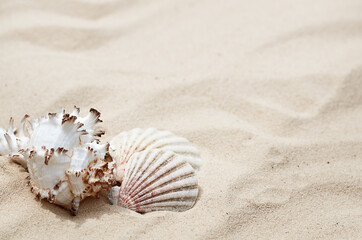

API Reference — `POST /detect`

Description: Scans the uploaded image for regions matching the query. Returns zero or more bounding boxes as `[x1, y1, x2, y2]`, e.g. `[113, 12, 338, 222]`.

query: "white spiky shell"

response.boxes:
[1, 107, 114, 214]
[27, 146, 114, 214]
[108, 149, 199, 213]
[0, 116, 30, 166]
[0, 107, 104, 168]
[109, 128, 202, 182]
[27, 108, 104, 153]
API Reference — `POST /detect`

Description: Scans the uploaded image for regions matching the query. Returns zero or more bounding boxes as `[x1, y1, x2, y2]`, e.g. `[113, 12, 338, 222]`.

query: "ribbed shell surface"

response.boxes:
[116, 149, 199, 213]
[110, 128, 202, 182]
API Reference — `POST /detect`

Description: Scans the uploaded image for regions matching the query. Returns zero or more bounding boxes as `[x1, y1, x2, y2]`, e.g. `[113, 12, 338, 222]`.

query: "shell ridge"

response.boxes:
[109, 128, 202, 183]
[126, 128, 154, 160]
[131, 162, 195, 202]
[121, 149, 148, 193]
[124, 129, 142, 162]
[124, 149, 165, 196]
[126, 155, 182, 200]
[121, 149, 163, 203]
[134, 179, 198, 205]
[135, 198, 197, 211]
[123, 150, 173, 200]
[121, 150, 153, 199]
[115, 149, 199, 213]
[146, 138, 189, 150]
[134, 188, 199, 206]
[137, 129, 172, 153]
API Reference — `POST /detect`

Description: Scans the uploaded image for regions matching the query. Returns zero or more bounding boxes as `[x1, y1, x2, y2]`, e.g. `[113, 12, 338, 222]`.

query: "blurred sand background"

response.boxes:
[0, 0, 361, 239]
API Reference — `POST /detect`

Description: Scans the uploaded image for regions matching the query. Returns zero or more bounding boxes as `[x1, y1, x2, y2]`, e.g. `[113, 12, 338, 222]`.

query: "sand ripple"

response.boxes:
[0, 0, 361, 239]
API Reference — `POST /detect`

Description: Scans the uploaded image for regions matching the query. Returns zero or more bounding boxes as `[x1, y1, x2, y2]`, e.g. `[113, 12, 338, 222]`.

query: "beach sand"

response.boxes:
[0, 0, 361, 239]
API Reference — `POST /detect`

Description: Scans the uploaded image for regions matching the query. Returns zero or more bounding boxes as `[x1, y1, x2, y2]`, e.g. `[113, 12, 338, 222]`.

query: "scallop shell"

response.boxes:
[109, 128, 202, 182]
[108, 149, 199, 213]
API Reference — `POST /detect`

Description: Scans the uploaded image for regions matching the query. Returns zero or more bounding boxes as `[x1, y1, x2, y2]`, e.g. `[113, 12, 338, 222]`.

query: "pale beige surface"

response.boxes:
[0, 0, 362, 239]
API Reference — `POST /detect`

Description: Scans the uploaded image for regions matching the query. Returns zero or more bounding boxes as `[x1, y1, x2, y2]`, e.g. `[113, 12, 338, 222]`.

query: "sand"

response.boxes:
[0, 0, 361, 239]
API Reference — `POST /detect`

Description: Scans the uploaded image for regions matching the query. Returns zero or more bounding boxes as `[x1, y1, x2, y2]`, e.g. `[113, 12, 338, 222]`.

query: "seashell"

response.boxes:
[0, 116, 30, 166]
[27, 146, 114, 215]
[27, 107, 104, 151]
[0, 107, 104, 168]
[109, 128, 202, 182]
[4, 107, 114, 214]
[108, 149, 199, 213]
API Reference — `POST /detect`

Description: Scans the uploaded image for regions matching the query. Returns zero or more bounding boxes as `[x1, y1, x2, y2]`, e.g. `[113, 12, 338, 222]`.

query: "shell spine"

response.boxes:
[17, 107, 113, 214]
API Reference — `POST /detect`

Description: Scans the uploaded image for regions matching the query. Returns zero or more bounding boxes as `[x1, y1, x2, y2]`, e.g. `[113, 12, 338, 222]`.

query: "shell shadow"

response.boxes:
[40, 191, 115, 226]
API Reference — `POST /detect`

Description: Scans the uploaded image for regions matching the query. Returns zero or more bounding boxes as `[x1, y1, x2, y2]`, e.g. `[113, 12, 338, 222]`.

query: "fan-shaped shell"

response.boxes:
[108, 149, 199, 213]
[109, 128, 202, 182]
